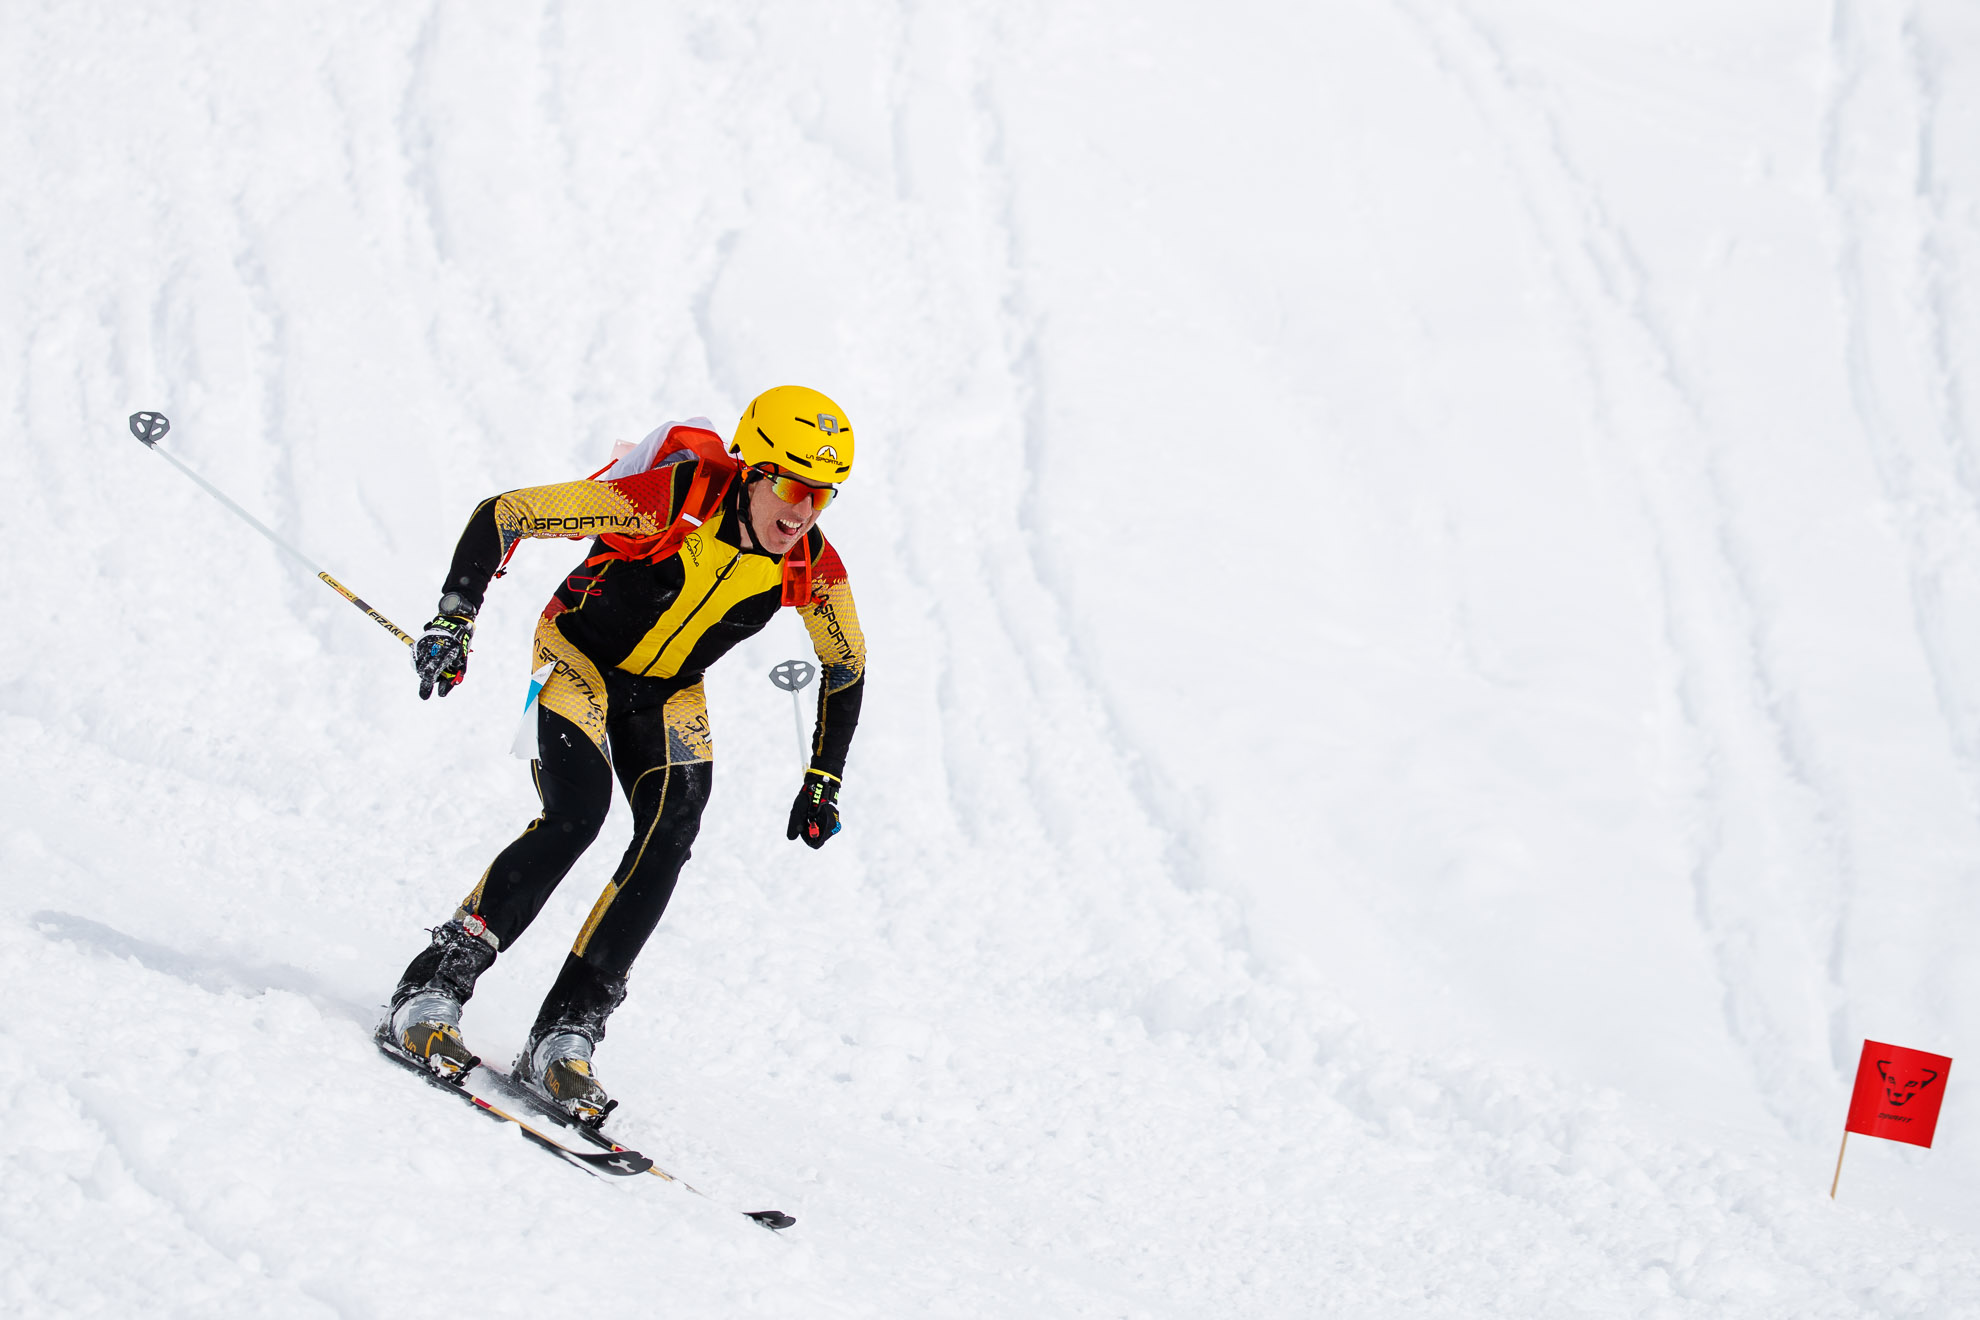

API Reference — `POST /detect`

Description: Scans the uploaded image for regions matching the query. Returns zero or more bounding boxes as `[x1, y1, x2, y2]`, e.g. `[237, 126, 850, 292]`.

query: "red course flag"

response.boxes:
[1845, 1039, 1953, 1149]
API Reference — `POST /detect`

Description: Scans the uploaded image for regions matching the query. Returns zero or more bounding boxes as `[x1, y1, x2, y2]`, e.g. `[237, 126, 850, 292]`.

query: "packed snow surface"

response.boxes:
[4, 2, 1978, 1316]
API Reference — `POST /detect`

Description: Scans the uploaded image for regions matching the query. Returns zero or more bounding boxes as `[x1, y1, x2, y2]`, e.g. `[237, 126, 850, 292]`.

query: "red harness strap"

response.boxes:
[780, 532, 813, 607]
[571, 425, 818, 605]
[567, 425, 732, 568]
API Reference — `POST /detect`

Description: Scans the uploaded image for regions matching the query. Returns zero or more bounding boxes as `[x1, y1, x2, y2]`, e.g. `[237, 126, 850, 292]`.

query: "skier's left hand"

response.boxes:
[787, 770, 842, 848]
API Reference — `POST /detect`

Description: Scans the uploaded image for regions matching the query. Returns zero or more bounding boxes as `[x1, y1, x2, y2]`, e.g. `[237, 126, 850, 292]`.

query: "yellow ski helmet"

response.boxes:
[730, 385, 855, 483]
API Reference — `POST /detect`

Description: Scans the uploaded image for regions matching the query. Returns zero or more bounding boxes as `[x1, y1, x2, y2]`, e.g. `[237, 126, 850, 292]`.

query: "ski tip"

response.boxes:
[746, 1210, 797, 1231]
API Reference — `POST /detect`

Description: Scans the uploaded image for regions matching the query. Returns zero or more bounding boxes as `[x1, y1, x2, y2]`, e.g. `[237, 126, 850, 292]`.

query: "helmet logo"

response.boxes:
[818, 444, 840, 461]
[816, 413, 840, 434]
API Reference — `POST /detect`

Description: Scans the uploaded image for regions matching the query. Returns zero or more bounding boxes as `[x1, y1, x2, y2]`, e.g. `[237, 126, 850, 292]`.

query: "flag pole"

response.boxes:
[1829, 1130, 1849, 1199]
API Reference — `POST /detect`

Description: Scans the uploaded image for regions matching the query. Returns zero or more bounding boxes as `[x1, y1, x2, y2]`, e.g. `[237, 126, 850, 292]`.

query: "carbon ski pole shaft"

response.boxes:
[129, 411, 415, 647]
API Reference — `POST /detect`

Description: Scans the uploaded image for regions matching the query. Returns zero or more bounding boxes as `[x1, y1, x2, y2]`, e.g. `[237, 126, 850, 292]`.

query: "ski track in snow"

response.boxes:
[1396, 0, 1871, 1140]
[1824, 0, 1980, 814]
[1814, 0, 1980, 1132]
[3, 3, 1979, 1316]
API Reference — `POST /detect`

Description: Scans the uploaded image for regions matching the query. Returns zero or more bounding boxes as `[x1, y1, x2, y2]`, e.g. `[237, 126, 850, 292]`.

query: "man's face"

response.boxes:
[746, 470, 827, 556]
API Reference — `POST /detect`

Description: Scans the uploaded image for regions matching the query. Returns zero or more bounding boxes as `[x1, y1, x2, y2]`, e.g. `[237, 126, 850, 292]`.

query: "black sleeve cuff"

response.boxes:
[438, 496, 504, 613]
[810, 671, 864, 779]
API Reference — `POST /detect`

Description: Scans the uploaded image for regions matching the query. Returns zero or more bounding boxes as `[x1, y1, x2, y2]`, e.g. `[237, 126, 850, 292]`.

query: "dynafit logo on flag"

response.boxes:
[1845, 1040, 1952, 1149]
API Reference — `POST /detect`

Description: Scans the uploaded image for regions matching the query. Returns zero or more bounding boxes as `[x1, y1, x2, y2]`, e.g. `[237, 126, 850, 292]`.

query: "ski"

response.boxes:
[375, 1032, 652, 1176]
[479, 1065, 798, 1232]
[375, 1032, 796, 1231]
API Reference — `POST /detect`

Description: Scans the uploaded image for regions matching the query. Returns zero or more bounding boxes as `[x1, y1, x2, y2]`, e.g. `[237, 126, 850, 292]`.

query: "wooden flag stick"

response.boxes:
[1829, 1130, 1849, 1199]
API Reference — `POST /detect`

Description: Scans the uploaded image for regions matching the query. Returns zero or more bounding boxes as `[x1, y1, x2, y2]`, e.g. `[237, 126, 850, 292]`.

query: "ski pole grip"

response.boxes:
[130, 411, 171, 447]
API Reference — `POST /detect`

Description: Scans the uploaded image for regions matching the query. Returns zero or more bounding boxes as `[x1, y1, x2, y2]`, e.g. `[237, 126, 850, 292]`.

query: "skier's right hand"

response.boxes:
[414, 605, 475, 699]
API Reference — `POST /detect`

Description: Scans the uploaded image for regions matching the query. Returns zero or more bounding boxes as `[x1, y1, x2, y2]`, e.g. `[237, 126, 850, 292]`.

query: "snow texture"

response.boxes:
[3, 2, 1978, 1316]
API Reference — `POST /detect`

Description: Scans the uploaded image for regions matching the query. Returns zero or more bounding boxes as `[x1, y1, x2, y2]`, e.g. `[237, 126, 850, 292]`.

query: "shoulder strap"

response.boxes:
[588, 425, 739, 566]
[564, 423, 819, 604]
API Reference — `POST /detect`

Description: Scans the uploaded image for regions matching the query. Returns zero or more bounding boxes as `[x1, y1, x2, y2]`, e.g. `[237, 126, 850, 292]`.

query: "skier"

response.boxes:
[383, 385, 865, 1125]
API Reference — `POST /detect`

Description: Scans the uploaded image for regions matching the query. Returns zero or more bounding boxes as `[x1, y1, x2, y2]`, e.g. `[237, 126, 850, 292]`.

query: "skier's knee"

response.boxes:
[547, 806, 606, 850]
[650, 763, 711, 841]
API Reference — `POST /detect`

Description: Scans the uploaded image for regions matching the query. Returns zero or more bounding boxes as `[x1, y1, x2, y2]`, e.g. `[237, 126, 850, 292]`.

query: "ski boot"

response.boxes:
[383, 916, 498, 1082]
[516, 1029, 616, 1128]
[386, 989, 479, 1081]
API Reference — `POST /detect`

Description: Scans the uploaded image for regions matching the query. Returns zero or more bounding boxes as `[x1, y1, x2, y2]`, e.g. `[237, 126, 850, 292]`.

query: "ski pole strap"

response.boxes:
[803, 768, 840, 784]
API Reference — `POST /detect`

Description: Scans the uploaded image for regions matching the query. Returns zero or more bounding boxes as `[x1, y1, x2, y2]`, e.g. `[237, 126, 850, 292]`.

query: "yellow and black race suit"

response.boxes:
[393, 454, 865, 1044]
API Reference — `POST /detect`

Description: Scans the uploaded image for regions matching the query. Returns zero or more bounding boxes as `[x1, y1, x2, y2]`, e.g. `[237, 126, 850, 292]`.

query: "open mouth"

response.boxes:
[775, 516, 804, 536]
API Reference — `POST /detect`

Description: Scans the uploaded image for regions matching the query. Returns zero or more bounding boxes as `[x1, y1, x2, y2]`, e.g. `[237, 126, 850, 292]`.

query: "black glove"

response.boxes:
[787, 770, 842, 848]
[414, 599, 475, 700]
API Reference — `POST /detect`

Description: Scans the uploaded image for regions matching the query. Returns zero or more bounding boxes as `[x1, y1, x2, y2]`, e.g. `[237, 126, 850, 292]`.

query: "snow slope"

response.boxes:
[2, 2, 1977, 1315]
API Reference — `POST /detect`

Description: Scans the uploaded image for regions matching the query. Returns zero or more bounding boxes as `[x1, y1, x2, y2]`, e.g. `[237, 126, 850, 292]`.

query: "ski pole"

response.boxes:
[767, 659, 817, 770]
[128, 411, 415, 647]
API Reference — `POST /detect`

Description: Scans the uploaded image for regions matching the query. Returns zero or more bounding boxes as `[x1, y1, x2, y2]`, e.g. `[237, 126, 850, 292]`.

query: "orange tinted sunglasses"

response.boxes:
[753, 465, 838, 513]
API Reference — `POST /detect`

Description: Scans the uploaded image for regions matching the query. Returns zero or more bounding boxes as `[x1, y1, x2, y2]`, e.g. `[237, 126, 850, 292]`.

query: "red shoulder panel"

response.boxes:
[812, 535, 848, 586]
[605, 465, 681, 521]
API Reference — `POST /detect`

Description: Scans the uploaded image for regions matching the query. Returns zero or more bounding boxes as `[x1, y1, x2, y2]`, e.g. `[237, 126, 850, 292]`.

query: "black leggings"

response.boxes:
[398, 676, 712, 1044]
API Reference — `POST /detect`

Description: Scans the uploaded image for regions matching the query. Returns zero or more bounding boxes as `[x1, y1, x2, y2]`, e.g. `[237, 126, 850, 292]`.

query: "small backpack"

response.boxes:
[519, 419, 815, 606]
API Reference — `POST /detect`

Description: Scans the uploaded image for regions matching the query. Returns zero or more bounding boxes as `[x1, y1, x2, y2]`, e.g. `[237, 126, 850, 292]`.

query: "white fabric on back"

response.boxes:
[598, 417, 717, 481]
